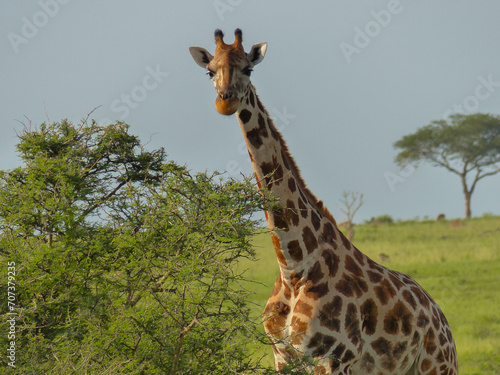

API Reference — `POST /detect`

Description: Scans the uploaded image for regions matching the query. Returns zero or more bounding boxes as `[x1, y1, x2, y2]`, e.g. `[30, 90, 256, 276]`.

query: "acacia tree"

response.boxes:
[0, 119, 279, 374]
[394, 113, 500, 218]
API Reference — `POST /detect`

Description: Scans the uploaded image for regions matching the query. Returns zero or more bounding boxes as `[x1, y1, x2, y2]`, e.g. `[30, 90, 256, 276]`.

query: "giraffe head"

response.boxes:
[189, 29, 267, 116]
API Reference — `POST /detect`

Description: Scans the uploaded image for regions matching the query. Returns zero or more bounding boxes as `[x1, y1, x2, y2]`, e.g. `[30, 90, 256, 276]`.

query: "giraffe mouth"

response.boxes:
[215, 96, 240, 116]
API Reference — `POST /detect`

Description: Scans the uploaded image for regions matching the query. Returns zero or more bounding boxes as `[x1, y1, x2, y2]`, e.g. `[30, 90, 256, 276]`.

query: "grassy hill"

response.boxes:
[237, 216, 500, 374]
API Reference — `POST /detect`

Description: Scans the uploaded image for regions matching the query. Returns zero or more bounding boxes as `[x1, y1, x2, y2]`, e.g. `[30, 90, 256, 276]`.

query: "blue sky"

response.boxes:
[1, 1, 499, 222]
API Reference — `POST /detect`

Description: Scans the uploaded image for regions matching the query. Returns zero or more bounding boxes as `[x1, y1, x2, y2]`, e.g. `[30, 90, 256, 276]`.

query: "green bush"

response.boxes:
[0, 119, 275, 374]
[365, 214, 394, 224]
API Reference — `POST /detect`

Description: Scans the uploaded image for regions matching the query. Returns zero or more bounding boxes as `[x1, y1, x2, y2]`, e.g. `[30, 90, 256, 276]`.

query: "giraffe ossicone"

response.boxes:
[189, 29, 458, 375]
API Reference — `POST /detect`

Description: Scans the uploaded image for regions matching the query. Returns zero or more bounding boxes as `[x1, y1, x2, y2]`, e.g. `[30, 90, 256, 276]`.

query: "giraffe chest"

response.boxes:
[264, 279, 362, 375]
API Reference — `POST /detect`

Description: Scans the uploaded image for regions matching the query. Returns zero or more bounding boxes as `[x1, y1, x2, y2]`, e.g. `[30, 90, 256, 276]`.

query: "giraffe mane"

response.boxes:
[279, 137, 338, 228]
[256, 93, 338, 228]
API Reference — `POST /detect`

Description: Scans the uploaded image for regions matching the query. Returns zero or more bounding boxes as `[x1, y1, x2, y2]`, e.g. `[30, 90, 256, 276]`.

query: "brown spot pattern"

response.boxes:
[248, 90, 255, 107]
[370, 338, 407, 372]
[323, 222, 337, 243]
[417, 310, 430, 328]
[345, 303, 361, 346]
[268, 273, 281, 299]
[294, 299, 313, 318]
[411, 286, 431, 309]
[388, 271, 406, 290]
[424, 328, 437, 355]
[272, 234, 287, 265]
[339, 230, 351, 250]
[361, 298, 378, 335]
[421, 358, 433, 372]
[257, 112, 266, 128]
[269, 120, 279, 140]
[263, 301, 290, 337]
[345, 255, 363, 277]
[239, 108, 252, 123]
[402, 289, 418, 310]
[307, 332, 336, 357]
[322, 250, 339, 277]
[330, 343, 346, 364]
[290, 271, 303, 287]
[367, 270, 383, 284]
[286, 199, 299, 227]
[353, 247, 365, 266]
[247, 127, 266, 149]
[335, 273, 368, 298]
[307, 261, 324, 284]
[283, 279, 292, 300]
[290, 316, 308, 344]
[361, 352, 376, 372]
[298, 198, 308, 218]
[411, 331, 420, 346]
[318, 296, 343, 332]
[275, 301, 290, 315]
[273, 164, 284, 184]
[374, 279, 397, 305]
[302, 226, 318, 254]
[287, 240, 303, 262]
[306, 282, 329, 300]
[367, 257, 384, 273]
[371, 337, 391, 357]
[383, 301, 413, 336]
[342, 349, 356, 363]
[311, 211, 321, 231]
[260, 160, 275, 188]
[280, 149, 290, 169]
[272, 208, 289, 231]
[432, 314, 440, 331]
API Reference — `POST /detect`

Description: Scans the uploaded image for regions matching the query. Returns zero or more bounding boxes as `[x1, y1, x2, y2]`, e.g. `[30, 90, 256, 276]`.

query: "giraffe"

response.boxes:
[189, 29, 458, 375]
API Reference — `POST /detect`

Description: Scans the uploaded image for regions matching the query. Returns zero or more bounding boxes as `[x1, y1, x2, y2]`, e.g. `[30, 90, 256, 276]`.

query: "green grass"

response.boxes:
[237, 216, 500, 374]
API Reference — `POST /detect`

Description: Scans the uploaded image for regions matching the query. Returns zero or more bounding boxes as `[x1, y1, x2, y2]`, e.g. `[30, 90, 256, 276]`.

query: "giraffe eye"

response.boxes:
[206, 70, 215, 78]
[242, 67, 253, 77]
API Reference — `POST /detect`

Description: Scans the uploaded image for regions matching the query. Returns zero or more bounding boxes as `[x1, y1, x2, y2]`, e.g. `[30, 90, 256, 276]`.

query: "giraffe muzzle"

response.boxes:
[215, 94, 239, 116]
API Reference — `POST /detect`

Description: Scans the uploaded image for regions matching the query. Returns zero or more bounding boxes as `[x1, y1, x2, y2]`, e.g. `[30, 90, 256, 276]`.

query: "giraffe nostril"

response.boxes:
[220, 92, 233, 100]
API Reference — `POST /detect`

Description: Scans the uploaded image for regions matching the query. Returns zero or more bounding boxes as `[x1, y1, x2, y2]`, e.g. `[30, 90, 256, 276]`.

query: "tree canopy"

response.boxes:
[394, 113, 500, 218]
[0, 119, 279, 374]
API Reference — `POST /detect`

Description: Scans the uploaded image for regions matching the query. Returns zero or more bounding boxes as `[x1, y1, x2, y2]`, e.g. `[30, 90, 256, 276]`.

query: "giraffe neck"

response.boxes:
[236, 84, 341, 275]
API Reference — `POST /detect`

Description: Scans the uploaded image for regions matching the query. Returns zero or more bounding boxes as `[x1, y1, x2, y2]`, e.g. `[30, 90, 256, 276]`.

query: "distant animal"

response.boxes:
[436, 213, 446, 221]
[450, 220, 463, 227]
[378, 253, 391, 263]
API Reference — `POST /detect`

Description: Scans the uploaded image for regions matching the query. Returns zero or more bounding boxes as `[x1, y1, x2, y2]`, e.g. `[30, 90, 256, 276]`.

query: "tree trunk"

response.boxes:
[460, 173, 472, 219]
[347, 221, 354, 242]
[464, 191, 472, 219]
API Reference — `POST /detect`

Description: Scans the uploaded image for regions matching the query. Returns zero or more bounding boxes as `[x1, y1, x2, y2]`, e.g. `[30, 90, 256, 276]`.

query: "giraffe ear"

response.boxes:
[247, 42, 267, 66]
[189, 47, 214, 68]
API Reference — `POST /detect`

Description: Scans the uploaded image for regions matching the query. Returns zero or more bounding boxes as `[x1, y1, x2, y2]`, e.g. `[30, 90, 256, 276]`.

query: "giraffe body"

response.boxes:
[189, 29, 458, 375]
